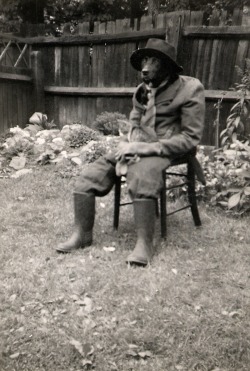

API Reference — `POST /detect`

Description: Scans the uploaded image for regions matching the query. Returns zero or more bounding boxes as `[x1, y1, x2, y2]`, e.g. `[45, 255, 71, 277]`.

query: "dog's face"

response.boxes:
[141, 56, 170, 87]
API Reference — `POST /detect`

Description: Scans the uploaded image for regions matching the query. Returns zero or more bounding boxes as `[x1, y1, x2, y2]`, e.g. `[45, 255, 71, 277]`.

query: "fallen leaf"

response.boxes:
[70, 338, 84, 356]
[9, 353, 20, 359]
[129, 320, 137, 325]
[16, 326, 25, 332]
[83, 297, 92, 312]
[17, 196, 26, 201]
[75, 300, 87, 306]
[229, 310, 242, 318]
[128, 344, 138, 349]
[82, 359, 92, 367]
[9, 294, 17, 302]
[194, 305, 202, 312]
[103, 246, 116, 252]
[138, 351, 152, 358]
[126, 350, 138, 357]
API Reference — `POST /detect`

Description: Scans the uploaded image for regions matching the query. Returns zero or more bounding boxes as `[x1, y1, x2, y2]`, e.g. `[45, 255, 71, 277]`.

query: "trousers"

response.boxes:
[74, 153, 171, 199]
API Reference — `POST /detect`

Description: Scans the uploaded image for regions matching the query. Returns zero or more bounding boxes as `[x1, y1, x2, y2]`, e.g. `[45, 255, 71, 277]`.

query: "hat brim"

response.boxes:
[130, 48, 183, 73]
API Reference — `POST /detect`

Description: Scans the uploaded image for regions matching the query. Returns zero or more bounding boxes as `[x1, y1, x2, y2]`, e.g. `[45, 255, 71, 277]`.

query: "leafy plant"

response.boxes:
[196, 144, 250, 214]
[65, 122, 100, 148]
[28, 112, 57, 130]
[210, 60, 250, 213]
[92, 112, 128, 136]
[220, 59, 250, 146]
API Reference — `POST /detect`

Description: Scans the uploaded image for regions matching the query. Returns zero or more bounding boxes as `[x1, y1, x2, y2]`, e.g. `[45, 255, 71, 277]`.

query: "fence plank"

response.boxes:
[165, 12, 181, 48]
[78, 22, 90, 35]
[78, 45, 91, 87]
[54, 46, 61, 85]
[207, 39, 219, 89]
[233, 6, 250, 81]
[190, 11, 203, 25]
[155, 13, 166, 29]
[106, 21, 116, 34]
[31, 51, 45, 112]
[201, 39, 213, 88]
[232, 8, 243, 25]
[140, 16, 153, 31]
[97, 44, 106, 87]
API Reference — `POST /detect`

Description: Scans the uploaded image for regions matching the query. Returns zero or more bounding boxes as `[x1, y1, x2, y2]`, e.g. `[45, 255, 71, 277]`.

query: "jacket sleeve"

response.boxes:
[159, 80, 205, 156]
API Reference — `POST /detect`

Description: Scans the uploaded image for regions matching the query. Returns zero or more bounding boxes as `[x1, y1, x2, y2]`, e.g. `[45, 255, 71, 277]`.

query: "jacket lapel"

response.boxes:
[156, 77, 182, 104]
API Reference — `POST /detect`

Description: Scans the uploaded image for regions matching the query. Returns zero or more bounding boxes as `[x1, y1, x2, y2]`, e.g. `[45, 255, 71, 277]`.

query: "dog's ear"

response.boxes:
[136, 85, 149, 106]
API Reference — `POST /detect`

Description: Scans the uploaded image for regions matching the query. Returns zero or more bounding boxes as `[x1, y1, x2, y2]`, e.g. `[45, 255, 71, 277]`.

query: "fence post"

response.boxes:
[31, 51, 45, 113]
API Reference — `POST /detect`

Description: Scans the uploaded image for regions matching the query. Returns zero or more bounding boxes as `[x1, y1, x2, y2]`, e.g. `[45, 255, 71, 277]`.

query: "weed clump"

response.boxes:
[92, 111, 128, 136]
[62, 123, 100, 148]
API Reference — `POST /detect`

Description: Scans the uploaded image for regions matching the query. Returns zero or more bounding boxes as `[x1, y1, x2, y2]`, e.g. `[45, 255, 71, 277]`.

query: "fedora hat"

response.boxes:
[130, 38, 183, 73]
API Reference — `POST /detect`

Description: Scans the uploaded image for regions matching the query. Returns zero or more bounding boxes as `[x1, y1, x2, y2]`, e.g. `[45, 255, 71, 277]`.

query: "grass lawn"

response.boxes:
[0, 164, 250, 371]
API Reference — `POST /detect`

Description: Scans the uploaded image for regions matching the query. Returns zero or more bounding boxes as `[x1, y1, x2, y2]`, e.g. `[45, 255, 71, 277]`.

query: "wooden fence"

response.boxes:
[0, 7, 250, 145]
[0, 35, 44, 133]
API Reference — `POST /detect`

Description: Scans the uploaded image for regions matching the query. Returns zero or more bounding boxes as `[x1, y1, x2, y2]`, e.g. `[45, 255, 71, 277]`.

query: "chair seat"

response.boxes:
[113, 148, 205, 238]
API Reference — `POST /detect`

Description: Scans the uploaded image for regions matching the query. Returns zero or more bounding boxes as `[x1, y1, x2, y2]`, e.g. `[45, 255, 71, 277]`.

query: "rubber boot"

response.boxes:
[126, 199, 156, 266]
[56, 192, 95, 253]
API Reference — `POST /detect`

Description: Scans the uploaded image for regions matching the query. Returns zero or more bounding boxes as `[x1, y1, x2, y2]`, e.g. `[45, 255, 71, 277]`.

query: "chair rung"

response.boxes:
[166, 172, 187, 177]
[166, 204, 191, 216]
[120, 202, 133, 206]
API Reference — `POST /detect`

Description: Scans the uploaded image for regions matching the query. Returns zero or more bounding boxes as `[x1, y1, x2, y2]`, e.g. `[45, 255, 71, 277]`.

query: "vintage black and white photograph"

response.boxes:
[0, 0, 250, 370]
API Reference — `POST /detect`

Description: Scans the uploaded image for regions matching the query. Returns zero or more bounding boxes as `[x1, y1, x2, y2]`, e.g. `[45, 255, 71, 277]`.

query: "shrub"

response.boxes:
[92, 111, 128, 136]
[220, 59, 250, 146]
[212, 60, 250, 214]
[62, 123, 100, 148]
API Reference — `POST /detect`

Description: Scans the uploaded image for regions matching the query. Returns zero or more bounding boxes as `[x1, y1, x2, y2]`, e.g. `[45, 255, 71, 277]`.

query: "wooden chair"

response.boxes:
[113, 148, 206, 239]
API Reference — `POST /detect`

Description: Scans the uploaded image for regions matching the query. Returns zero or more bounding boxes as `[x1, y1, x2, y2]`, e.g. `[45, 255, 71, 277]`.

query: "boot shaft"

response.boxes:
[73, 192, 95, 231]
[133, 198, 156, 233]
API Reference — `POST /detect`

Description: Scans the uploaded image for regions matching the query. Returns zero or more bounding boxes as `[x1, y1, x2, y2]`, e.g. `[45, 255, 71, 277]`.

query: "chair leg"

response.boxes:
[113, 176, 121, 230]
[160, 171, 167, 239]
[187, 161, 201, 226]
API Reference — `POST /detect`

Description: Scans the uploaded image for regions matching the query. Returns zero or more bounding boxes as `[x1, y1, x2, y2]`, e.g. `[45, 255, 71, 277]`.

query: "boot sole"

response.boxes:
[126, 256, 149, 266]
[55, 241, 92, 253]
